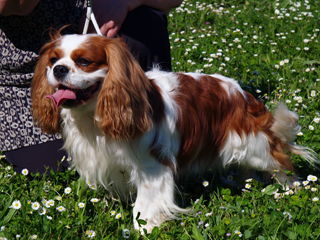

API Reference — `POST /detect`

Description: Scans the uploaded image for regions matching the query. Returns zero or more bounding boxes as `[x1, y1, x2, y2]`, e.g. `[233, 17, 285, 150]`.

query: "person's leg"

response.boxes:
[119, 6, 172, 72]
[5, 139, 69, 174]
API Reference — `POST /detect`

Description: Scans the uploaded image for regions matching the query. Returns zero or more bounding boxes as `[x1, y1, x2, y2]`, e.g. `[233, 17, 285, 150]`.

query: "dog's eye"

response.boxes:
[50, 57, 58, 65]
[76, 58, 92, 66]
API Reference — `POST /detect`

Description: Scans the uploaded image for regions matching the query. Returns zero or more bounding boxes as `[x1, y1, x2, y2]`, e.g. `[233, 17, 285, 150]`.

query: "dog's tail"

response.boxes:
[270, 103, 318, 166]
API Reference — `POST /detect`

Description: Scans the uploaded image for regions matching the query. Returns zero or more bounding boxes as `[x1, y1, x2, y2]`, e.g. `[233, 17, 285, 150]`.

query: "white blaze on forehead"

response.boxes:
[52, 34, 92, 71]
[59, 34, 91, 56]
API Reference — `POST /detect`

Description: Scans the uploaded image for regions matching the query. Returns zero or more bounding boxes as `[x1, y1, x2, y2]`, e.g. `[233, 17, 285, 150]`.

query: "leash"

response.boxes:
[82, 0, 103, 36]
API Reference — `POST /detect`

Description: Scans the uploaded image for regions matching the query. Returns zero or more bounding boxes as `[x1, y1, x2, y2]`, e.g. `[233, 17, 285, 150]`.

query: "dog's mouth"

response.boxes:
[46, 82, 101, 108]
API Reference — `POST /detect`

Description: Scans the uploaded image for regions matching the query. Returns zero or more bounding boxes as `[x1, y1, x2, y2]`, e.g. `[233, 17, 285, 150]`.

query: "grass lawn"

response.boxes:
[1, 0, 320, 239]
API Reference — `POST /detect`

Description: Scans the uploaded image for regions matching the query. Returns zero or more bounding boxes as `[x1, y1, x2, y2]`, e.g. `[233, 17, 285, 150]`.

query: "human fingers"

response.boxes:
[100, 20, 120, 37]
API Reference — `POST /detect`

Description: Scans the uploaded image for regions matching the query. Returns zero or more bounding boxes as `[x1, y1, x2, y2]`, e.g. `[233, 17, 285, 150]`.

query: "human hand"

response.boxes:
[79, 0, 139, 37]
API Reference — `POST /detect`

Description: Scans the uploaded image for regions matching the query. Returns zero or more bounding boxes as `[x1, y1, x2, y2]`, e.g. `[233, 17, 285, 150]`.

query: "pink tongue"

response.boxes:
[46, 89, 77, 108]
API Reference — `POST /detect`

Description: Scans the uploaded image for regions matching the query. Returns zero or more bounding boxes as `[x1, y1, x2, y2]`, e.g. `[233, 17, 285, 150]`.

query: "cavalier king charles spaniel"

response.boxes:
[31, 32, 316, 232]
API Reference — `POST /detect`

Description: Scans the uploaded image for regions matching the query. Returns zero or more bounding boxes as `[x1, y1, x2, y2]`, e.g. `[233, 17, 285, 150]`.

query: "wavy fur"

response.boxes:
[31, 34, 318, 233]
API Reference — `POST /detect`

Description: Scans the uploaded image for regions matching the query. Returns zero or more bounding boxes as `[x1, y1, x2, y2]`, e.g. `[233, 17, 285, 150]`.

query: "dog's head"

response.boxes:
[31, 31, 153, 140]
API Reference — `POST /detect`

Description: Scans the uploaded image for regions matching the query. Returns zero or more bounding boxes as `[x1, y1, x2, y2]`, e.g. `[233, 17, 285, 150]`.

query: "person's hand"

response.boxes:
[78, 0, 183, 37]
[80, 0, 138, 37]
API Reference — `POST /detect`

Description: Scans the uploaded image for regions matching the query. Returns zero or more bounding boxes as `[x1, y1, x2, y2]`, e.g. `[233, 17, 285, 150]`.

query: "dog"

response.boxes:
[31, 32, 317, 232]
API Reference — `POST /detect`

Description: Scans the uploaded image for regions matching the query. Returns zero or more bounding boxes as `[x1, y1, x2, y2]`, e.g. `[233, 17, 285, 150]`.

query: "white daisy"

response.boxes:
[202, 181, 209, 187]
[11, 200, 21, 210]
[38, 207, 46, 215]
[86, 230, 96, 238]
[64, 187, 72, 194]
[31, 202, 40, 211]
[21, 168, 29, 176]
[56, 206, 66, 212]
[78, 202, 85, 208]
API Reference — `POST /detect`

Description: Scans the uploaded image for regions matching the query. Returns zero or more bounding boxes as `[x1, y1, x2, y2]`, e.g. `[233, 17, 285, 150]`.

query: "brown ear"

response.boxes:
[96, 38, 153, 140]
[31, 41, 61, 134]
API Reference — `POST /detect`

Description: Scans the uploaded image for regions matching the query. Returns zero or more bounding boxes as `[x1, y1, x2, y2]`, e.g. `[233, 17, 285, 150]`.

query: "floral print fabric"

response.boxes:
[0, 0, 85, 151]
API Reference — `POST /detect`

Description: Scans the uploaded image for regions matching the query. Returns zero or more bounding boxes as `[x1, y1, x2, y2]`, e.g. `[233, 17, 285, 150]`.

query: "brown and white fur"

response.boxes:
[31, 32, 317, 232]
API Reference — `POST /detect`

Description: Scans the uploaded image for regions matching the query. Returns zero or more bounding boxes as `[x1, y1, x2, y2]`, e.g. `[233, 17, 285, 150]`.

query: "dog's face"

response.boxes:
[44, 34, 108, 108]
[31, 33, 153, 139]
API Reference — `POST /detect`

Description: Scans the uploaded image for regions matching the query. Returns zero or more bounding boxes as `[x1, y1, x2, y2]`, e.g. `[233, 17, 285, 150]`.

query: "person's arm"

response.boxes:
[0, 0, 40, 16]
[128, 0, 183, 14]
[81, 0, 182, 37]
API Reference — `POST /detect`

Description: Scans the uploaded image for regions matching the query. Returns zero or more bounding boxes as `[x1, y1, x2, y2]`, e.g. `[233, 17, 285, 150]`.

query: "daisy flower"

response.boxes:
[307, 175, 318, 182]
[31, 202, 40, 211]
[205, 212, 213, 217]
[11, 200, 21, 210]
[234, 230, 242, 237]
[90, 198, 99, 203]
[55, 196, 62, 201]
[78, 202, 85, 208]
[202, 181, 209, 187]
[302, 180, 309, 186]
[38, 207, 46, 215]
[293, 181, 301, 187]
[64, 187, 72, 194]
[21, 168, 29, 176]
[56, 206, 66, 212]
[45, 201, 51, 208]
[115, 213, 122, 219]
[287, 189, 294, 195]
[312, 197, 319, 202]
[86, 230, 96, 238]
[48, 199, 55, 207]
[110, 210, 116, 216]
[30, 235, 37, 239]
[245, 183, 251, 189]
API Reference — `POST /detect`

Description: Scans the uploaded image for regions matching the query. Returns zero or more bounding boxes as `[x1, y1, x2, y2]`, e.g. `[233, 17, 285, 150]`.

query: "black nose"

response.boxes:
[53, 65, 69, 80]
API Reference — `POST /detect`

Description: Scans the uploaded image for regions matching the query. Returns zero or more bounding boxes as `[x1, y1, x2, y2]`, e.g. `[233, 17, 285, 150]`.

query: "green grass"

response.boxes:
[1, 0, 320, 239]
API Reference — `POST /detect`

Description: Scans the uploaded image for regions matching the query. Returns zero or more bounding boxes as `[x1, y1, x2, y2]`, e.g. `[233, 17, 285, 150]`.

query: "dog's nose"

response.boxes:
[53, 65, 69, 80]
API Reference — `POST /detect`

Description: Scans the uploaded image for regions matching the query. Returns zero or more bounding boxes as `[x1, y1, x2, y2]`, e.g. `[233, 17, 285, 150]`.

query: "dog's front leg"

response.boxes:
[132, 164, 183, 234]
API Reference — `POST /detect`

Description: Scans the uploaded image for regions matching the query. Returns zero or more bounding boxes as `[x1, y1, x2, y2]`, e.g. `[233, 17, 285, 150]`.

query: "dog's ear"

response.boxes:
[96, 38, 153, 140]
[31, 41, 61, 134]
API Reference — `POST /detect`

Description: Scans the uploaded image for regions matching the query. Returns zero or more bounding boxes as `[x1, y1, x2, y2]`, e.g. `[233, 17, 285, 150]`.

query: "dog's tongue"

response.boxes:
[46, 89, 77, 108]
